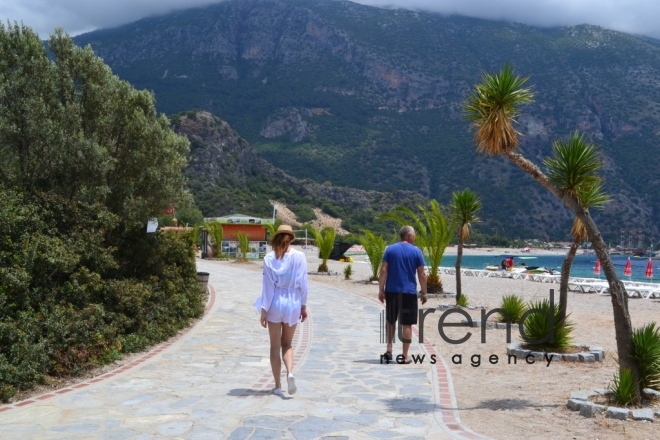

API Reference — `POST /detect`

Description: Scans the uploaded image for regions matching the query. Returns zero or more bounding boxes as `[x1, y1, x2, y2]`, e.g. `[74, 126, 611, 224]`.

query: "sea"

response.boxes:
[438, 253, 658, 284]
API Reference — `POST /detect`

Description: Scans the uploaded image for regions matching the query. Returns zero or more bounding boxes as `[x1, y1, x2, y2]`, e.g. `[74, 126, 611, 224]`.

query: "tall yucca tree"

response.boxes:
[450, 189, 481, 305]
[360, 231, 388, 282]
[309, 226, 336, 272]
[380, 200, 453, 292]
[544, 133, 611, 322]
[465, 64, 640, 403]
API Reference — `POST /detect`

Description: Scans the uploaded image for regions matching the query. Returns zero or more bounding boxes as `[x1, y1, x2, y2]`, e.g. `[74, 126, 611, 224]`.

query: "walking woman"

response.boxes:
[254, 225, 308, 396]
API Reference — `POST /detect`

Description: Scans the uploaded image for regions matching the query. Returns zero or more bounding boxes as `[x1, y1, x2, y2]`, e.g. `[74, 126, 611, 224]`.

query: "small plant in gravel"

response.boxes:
[498, 294, 528, 323]
[522, 299, 574, 351]
[344, 264, 353, 280]
[631, 322, 660, 392]
[457, 294, 468, 307]
[609, 368, 639, 406]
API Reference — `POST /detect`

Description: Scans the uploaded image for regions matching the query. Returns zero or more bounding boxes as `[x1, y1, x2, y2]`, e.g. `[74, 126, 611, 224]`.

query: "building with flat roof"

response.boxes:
[205, 214, 273, 259]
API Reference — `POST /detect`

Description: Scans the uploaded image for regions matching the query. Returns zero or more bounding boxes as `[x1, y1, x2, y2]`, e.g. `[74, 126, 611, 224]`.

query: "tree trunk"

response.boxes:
[558, 235, 580, 322]
[455, 235, 464, 304]
[505, 151, 641, 403]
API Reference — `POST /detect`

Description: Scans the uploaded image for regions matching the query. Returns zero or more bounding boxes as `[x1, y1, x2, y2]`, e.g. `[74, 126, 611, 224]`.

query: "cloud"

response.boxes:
[2, 0, 660, 40]
[1, 0, 224, 37]
[353, 0, 660, 39]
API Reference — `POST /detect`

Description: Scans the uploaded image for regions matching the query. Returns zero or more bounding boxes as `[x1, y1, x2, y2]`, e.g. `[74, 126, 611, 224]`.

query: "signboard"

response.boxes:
[146, 218, 158, 233]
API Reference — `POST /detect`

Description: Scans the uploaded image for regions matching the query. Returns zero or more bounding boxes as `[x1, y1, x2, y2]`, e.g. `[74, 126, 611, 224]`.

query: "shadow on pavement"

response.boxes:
[382, 397, 436, 414]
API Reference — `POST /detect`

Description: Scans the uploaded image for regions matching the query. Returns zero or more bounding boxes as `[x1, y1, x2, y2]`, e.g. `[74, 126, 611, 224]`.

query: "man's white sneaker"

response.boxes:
[272, 388, 284, 397]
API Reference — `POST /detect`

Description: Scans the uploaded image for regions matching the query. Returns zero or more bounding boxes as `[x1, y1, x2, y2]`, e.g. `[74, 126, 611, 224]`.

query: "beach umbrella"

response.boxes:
[623, 257, 632, 279]
[594, 259, 601, 278]
[645, 258, 654, 281]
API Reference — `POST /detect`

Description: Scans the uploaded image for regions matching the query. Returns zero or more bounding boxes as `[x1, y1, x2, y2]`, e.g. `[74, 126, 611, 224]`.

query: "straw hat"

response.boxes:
[273, 224, 295, 240]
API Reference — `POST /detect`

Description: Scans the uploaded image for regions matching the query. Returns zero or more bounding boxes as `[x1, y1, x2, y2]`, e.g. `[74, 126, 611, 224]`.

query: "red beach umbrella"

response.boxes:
[623, 257, 632, 278]
[594, 260, 601, 277]
[645, 258, 654, 280]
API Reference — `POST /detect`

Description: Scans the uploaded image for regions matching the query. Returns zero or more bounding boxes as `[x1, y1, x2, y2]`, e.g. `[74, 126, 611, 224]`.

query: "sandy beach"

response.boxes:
[242, 246, 658, 439]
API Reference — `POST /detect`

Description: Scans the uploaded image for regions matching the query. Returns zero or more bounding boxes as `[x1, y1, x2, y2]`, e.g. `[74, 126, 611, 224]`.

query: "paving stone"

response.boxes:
[228, 427, 254, 440]
[367, 430, 399, 438]
[547, 353, 563, 362]
[251, 428, 286, 439]
[333, 414, 378, 426]
[566, 398, 585, 411]
[51, 424, 100, 433]
[589, 351, 603, 361]
[243, 416, 298, 430]
[563, 353, 579, 362]
[595, 389, 613, 396]
[578, 353, 595, 363]
[631, 409, 654, 422]
[530, 351, 545, 362]
[643, 389, 660, 398]
[156, 421, 193, 437]
[570, 390, 596, 400]
[606, 407, 630, 420]
[579, 402, 597, 418]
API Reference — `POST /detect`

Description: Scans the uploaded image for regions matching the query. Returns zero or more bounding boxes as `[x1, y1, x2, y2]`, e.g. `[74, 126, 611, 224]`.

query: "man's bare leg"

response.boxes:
[401, 324, 412, 360]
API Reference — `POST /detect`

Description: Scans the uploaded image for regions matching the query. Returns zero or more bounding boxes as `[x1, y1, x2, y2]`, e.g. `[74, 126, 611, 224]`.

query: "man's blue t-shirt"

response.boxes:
[382, 242, 425, 294]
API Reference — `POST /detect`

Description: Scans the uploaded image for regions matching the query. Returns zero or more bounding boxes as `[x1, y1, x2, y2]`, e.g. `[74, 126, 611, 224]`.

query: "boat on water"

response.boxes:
[485, 256, 559, 275]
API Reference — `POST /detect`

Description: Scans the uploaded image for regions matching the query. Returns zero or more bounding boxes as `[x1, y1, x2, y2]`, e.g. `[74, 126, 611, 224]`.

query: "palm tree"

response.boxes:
[205, 220, 223, 257]
[360, 231, 388, 282]
[450, 189, 481, 305]
[380, 200, 453, 293]
[544, 133, 611, 322]
[465, 64, 640, 403]
[309, 226, 336, 272]
[236, 231, 250, 262]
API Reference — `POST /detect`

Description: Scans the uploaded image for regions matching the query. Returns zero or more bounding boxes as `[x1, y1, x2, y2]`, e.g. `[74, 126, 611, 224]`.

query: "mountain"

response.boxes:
[174, 110, 427, 233]
[74, 0, 660, 242]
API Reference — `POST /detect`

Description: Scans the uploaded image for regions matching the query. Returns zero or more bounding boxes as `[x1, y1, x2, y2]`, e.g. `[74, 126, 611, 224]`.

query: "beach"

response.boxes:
[243, 246, 659, 439]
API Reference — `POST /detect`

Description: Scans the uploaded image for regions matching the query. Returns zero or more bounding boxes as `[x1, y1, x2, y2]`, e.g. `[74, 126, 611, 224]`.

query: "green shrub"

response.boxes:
[610, 368, 639, 407]
[344, 264, 353, 280]
[498, 294, 528, 323]
[631, 322, 660, 392]
[457, 294, 468, 307]
[522, 299, 574, 351]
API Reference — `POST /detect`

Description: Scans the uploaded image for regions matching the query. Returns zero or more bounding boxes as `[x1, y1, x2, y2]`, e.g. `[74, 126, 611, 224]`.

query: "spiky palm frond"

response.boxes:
[360, 231, 388, 281]
[465, 63, 534, 155]
[544, 131, 603, 199]
[450, 189, 481, 241]
[236, 231, 250, 262]
[309, 226, 335, 272]
[570, 179, 611, 240]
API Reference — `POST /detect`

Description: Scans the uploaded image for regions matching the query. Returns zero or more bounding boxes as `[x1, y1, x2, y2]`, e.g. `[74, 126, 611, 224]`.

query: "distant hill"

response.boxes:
[75, 0, 660, 242]
[174, 110, 427, 234]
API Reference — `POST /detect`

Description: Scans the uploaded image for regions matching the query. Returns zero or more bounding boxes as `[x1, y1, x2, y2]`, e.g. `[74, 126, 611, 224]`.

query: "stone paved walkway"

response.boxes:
[0, 260, 488, 439]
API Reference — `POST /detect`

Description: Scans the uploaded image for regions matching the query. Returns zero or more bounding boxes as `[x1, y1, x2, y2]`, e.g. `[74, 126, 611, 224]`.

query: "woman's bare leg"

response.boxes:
[281, 323, 297, 375]
[267, 322, 283, 389]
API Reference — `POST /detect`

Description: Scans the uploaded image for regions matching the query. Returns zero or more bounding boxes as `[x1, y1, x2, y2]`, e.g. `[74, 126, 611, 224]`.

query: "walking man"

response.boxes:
[379, 226, 428, 364]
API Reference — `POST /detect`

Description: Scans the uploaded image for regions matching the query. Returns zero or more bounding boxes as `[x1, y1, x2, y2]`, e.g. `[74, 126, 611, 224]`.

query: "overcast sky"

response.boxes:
[2, 0, 660, 40]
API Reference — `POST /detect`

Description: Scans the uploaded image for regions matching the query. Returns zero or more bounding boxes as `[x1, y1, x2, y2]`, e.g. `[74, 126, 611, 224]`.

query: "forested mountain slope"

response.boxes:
[75, 0, 660, 241]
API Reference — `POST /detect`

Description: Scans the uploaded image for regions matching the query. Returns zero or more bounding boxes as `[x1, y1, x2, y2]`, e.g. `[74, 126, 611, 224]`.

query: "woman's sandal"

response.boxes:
[383, 351, 393, 361]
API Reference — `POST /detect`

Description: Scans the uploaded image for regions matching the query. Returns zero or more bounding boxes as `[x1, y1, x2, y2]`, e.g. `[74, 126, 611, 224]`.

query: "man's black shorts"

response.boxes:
[385, 292, 418, 326]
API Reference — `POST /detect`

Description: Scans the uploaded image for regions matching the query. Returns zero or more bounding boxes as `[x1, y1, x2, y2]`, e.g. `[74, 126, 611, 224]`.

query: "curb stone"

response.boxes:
[506, 344, 603, 363]
[580, 402, 605, 418]
[606, 407, 630, 420]
[631, 409, 654, 422]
